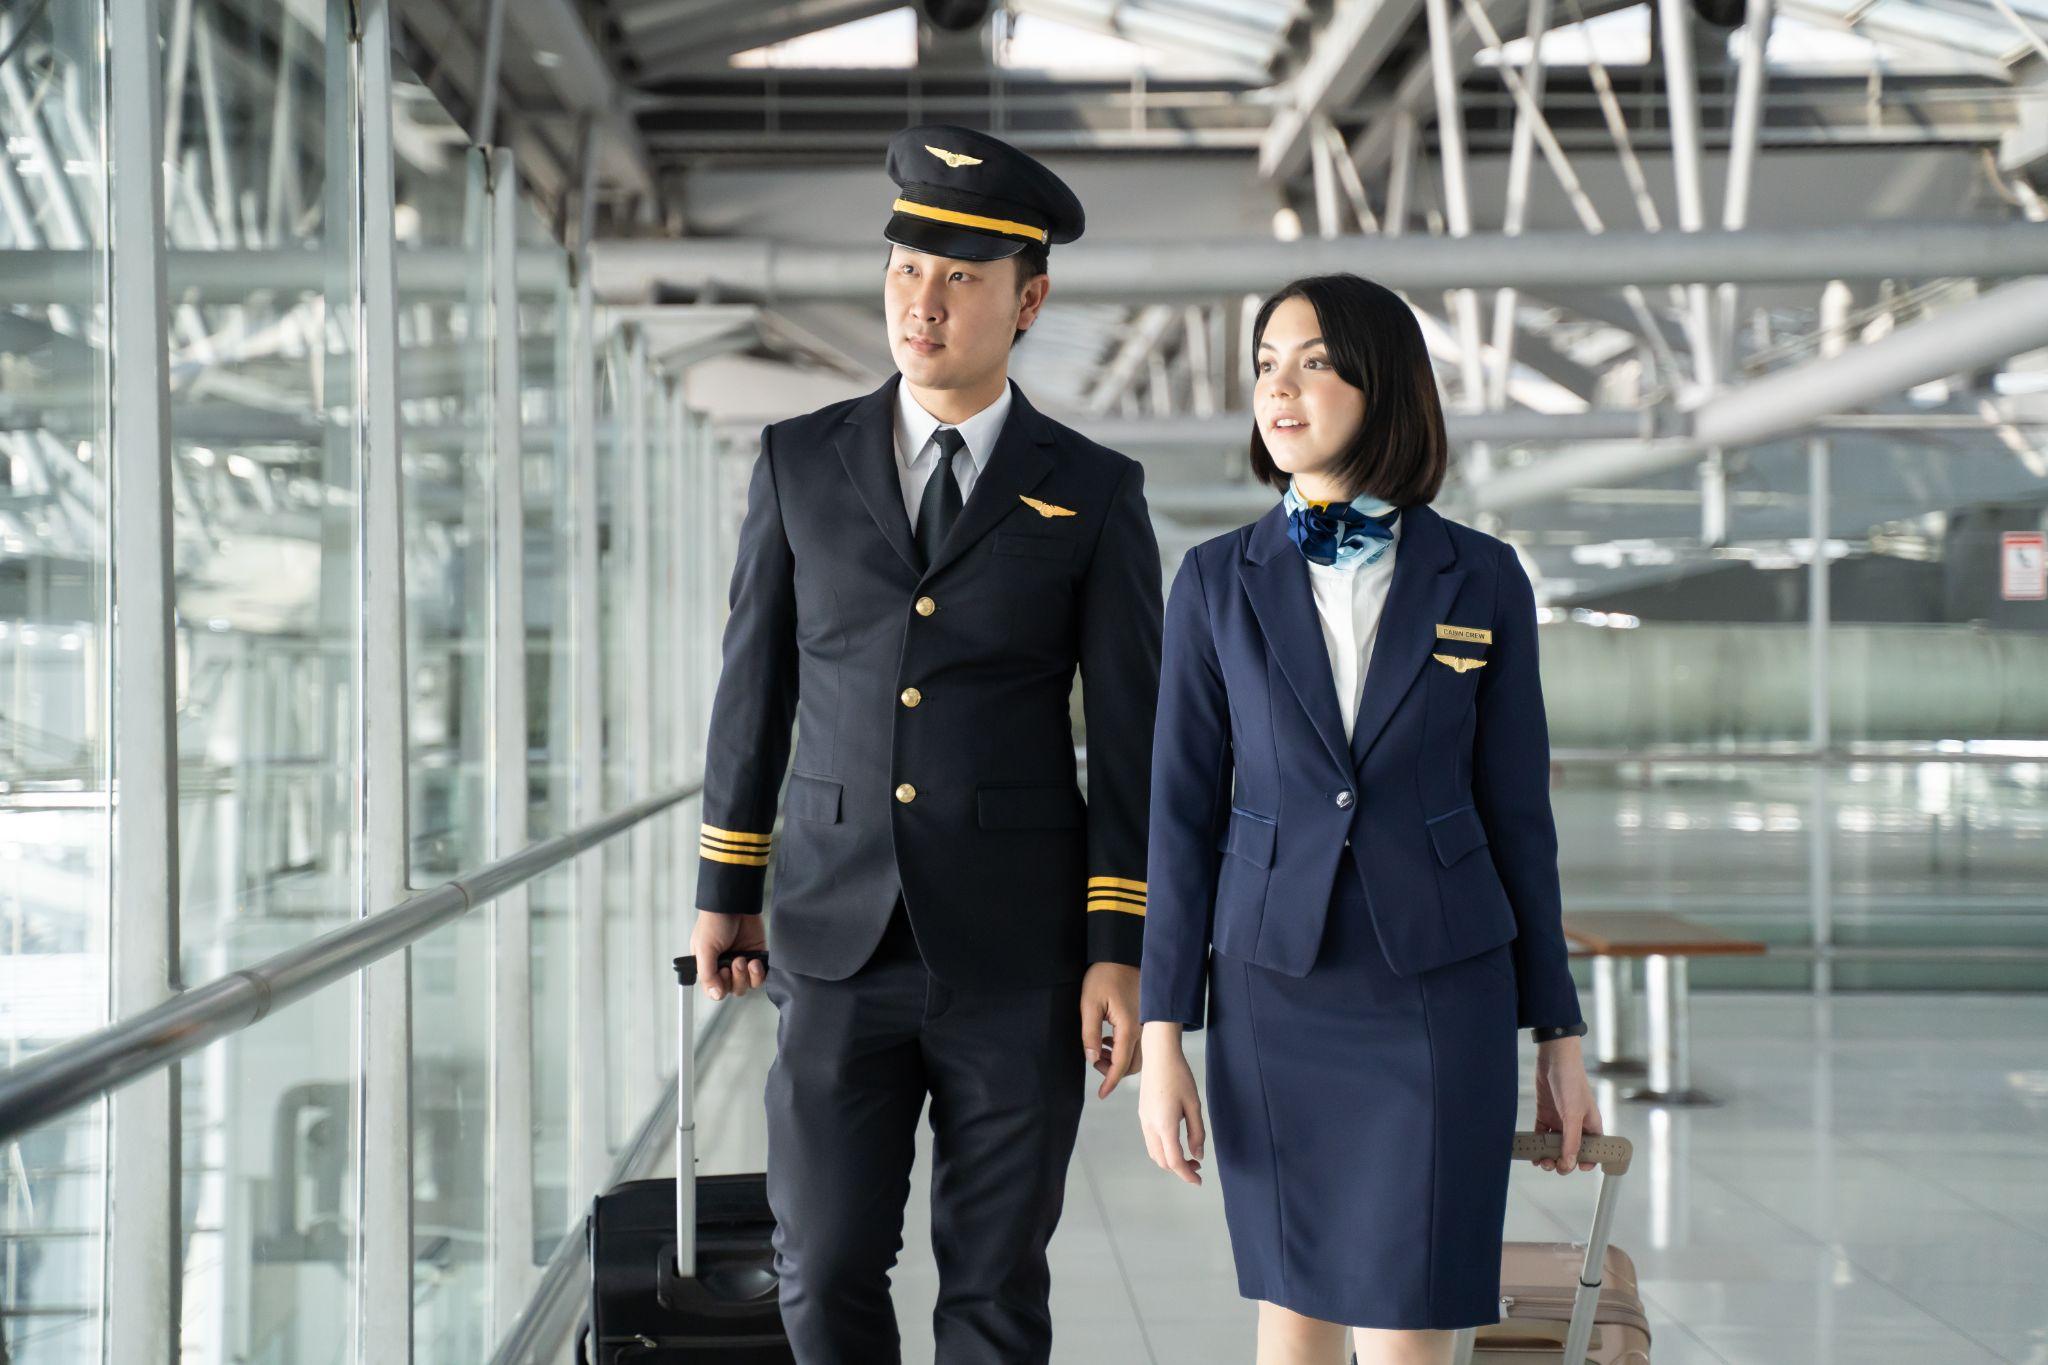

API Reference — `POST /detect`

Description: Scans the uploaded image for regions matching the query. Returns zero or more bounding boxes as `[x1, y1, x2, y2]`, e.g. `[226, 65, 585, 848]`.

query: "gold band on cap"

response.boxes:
[891, 197, 1049, 245]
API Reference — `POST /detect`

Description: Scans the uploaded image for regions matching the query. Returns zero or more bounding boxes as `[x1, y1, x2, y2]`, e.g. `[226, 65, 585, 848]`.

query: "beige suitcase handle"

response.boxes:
[1513, 1130, 1632, 1176]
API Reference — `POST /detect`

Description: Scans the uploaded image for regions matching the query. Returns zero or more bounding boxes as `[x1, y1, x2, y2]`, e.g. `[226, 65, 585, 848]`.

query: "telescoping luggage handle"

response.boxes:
[667, 951, 769, 1280]
[1467, 1131, 1634, 1365]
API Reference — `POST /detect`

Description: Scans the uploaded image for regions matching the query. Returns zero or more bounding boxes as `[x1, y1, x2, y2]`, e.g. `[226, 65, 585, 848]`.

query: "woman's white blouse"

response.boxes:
[1302, 513, 1403, 743]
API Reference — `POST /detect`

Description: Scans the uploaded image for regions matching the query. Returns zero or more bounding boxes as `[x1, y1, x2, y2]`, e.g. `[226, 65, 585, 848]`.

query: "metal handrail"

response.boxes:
[0, 782, 702, 1143]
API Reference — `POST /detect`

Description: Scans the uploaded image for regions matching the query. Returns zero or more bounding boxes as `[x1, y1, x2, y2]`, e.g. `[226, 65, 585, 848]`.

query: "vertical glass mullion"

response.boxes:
[103, 0, 180, 1359]
[624, 333, 657, 1094]
[567, 257, 607, 1195]
[354, 0, 413, 1361]
[484, 146, 535, 1334]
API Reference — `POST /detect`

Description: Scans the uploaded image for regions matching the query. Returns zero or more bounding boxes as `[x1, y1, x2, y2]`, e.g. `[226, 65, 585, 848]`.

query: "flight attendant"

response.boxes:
[1135, 273, 1602, 1365]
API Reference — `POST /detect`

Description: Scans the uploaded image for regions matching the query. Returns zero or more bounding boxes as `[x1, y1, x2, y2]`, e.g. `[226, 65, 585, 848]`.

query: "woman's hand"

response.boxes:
[1137, 1022, 1206, 1186]
[1531, 1036, 1602, 1174]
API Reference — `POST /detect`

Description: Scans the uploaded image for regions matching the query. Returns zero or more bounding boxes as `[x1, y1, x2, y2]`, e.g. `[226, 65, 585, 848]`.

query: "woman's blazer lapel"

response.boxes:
[1349, 503, 1462, 767]
[1238, 500, 1465, 776]
[1240, 503, 1352, 776]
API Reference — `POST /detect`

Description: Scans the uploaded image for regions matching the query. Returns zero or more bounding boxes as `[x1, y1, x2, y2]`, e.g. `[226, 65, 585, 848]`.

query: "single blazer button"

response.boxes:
[900, 687, 922, 708]
[914, 596, 937, 616]
[895, 783, 917, 804]
[1335, 790, 1354, 809]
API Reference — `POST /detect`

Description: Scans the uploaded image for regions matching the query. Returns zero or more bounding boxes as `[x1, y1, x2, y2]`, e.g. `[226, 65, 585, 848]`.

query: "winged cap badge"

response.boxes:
[925, 145, 983, 169]
[1019, 495, 1076, 518]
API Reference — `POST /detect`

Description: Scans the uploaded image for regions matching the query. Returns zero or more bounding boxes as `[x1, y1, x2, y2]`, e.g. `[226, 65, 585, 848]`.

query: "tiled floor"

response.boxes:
[694, 991, 2048, 1363]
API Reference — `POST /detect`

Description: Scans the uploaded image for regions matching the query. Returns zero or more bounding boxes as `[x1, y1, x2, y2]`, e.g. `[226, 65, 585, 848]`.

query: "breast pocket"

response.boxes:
[991, 531, 1075, 561]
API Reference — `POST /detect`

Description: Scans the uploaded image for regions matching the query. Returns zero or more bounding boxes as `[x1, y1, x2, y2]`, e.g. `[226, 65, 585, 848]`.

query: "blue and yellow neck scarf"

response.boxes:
[1283, 480, 1400, 570]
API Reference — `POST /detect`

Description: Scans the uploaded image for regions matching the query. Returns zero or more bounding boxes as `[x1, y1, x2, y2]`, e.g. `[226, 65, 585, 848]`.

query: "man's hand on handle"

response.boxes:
[692, 910, 768, 1001]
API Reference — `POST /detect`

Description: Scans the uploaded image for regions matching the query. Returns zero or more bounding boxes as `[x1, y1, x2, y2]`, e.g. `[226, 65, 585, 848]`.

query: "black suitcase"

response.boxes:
[579, 953, 794, 1362]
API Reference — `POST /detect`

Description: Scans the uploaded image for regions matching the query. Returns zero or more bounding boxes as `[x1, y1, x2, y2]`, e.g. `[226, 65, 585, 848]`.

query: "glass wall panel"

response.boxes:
[390, 61, 495, 1352]
[160, 4, 366, 1359]
[0, 5, 111, 1362]
[178, 985, 360, 1364]
[519, 204, 577, 1246]
[1537, 403, 2048, 987]
[396, 102, 491, 886]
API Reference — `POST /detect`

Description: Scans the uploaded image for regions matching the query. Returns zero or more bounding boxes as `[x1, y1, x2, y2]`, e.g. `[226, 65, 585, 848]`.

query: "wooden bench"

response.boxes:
[1563, 912, 1767, 1106]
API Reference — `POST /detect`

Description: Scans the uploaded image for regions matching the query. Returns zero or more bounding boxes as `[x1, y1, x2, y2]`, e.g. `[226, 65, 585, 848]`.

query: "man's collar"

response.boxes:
[895, 378, 1014, 472]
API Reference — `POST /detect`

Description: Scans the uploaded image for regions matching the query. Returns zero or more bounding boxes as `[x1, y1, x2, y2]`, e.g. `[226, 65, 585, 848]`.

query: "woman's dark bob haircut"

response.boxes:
[1248, 273, 1447, 507]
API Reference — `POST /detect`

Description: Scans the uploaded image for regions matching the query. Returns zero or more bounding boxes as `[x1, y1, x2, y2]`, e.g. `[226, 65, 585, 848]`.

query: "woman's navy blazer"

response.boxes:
[1139, 498, 1582, 1032]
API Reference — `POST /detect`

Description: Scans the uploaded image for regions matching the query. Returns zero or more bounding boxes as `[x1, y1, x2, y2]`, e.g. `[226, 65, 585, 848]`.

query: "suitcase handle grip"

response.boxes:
[671, 951, 771, 987]
[1513, 1130, 1632, 1175]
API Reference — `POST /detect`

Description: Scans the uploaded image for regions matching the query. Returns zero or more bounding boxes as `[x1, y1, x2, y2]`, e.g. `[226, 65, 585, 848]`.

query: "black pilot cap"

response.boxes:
[883, 123, 1085, 263]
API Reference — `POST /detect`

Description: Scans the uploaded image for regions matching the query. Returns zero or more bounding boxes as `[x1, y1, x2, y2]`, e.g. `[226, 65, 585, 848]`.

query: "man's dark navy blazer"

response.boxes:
[1139, 498, 1583, 1032]
[694, 375, 1162, 989]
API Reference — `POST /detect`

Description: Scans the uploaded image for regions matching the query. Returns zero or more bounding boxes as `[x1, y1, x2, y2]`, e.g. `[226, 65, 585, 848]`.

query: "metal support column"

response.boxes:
[1623, 955, 1716, 1105]
[104, 0, 181, 1357]
[1810, 281, 1849, 997]
[353, 0, 415, 1360]
[486, 146, 537, 1331]
[1589, 956, 1644, 1076]
[1423, 0, 1489, 481]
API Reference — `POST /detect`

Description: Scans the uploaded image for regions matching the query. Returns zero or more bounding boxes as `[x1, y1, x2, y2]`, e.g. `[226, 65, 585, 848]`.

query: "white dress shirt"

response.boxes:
[1303, 512, 1404, 743]
[892, 379, 1013, 525]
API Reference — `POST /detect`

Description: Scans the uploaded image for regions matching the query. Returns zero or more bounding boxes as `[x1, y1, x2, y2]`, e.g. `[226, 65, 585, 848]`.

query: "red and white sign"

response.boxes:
[2003, 531, 2046, 601]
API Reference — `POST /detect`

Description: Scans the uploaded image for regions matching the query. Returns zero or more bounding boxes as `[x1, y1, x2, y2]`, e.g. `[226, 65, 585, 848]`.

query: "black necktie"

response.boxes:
[914, 427, 966, 570]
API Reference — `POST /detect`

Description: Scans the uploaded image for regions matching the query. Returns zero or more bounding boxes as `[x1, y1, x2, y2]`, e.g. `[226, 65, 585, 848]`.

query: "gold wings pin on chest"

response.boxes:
[926, 145, 983, 169]
[1431, 652, 1488, 673]
[1019, 495, 1076, 518]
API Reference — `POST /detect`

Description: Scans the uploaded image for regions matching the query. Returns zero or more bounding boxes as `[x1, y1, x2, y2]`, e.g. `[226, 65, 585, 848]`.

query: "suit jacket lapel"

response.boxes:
[921, 381, 1055, 580]
[1349, 502, 1464, 767]
[1241, 503, 1353, 778]
[832, 376, 922, 577]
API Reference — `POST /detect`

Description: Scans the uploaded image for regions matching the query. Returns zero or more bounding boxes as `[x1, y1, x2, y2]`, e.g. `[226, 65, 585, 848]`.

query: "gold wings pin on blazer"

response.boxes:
[1019, 495, 1076, 518]
[1431, 652, 1488, 673]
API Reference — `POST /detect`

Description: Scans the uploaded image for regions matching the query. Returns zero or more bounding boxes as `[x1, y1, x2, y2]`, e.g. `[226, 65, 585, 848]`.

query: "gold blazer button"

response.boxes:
[900, 687, 922, 708]
[895, 783, 917, 803]
[914, 596, 937, 616]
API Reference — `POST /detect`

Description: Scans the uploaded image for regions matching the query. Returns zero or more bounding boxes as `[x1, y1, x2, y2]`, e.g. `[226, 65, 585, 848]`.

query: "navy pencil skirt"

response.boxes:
[1204, 847, 1520, 1330]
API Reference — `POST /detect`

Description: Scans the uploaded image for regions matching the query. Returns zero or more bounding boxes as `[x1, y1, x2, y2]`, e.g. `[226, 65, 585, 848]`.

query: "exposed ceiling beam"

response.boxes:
[630, 0, 903, 75]
[1261, 0, 1423, 182]
[586, 220, 2048, 303]
[503, 0, 659, 200]
[1469, 274, 2048, 509]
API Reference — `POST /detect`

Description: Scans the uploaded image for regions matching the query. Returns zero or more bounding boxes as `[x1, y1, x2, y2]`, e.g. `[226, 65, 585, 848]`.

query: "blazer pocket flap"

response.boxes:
[991, 531, 1074, 560]
[1426, 802, 1488, 866]
[785, 772, 843, 823]
[977, 783, 1084, 829]
[1218, 807, 1276, 869]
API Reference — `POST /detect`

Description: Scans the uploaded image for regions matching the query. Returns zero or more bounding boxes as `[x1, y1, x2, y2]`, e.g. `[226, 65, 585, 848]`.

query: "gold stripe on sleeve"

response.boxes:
[1087, 876, 1148, 894]
[701, 823, 772, 846]
[700, 846, 771, 867]
[701, 830, 773, 849]
[1087, 900, 1147, 917]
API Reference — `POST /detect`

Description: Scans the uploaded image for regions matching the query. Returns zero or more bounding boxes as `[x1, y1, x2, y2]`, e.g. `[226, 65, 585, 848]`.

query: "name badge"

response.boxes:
[1436, 624, 1492, 644]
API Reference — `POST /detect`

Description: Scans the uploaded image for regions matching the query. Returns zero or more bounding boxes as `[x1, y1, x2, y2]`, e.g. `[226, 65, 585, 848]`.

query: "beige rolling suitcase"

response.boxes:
[1455, 1132, 1650, 1364]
